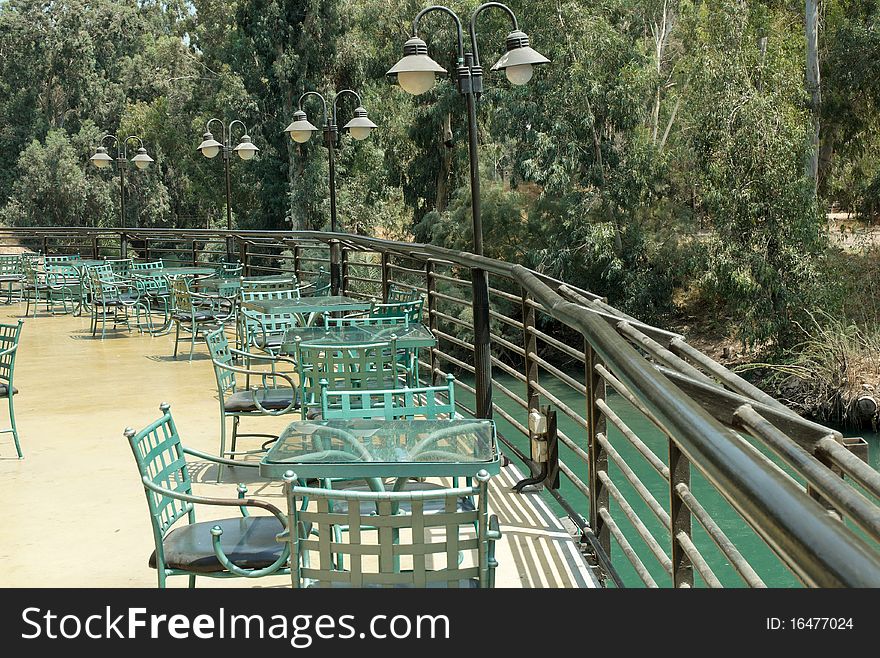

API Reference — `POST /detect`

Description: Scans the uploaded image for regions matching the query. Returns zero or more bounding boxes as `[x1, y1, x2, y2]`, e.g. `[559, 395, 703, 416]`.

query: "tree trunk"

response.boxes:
[805, 0, 820, 192]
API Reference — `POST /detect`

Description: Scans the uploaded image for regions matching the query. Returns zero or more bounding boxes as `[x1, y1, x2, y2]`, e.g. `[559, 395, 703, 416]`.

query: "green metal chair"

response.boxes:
[369, 298, 423, 323]
[303, 267, 330, 297]
[105, 258, 133, 278]
[386, 283, 422, 303]
[87, 265, 144, 338]
[241, 308, 300, 355]
[22, 258, 76, 317]
[238, 287, 302, 350]
[0, 320, 23, 458]
[324, 314, 420, 383]
[169, 278, 233, 360]
[205, 328, 299, 480]
[0, 255, 24, 303]
[294, 338, 401, 419]
[125, 403, 290, 588]
[217, 260, 243, 278]
[282, 470, 499, 588]
[132, 273, 172, 334]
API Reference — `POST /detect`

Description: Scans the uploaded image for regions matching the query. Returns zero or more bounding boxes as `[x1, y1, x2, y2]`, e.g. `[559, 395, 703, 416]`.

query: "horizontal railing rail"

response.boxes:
[2, 226, 878, 587]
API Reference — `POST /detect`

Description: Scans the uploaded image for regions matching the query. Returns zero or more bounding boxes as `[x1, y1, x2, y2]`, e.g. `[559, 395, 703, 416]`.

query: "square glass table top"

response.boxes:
[260, 418, 498, 479]
[242, 295, 373, 316]
[279, 323, 436, 353]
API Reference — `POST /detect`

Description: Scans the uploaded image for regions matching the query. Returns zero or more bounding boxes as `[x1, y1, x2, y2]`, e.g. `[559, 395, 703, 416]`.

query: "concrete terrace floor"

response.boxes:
[0, 300, 598, 588]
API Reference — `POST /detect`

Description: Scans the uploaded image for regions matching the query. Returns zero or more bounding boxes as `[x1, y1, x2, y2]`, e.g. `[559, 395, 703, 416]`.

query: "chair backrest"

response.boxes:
[370, 299, 423, 323]
[106, 258, 132, 277]
[240, 275, 298, 293]
[43, 255, 78, 274]
[204, 328, 237, 395]
[320, 373, 456, 421]
[0, 255, 23, 276]
[124, 404, 195, 553]
[295, 338, 400, 415]
[218, 261, 243, 278]
[133, 272, 169, 296]
[0, 320, 23, 387]
[241, 309, 298, 349]
[132, 260, 164, 271]
[307, 267, 330, 297]
[240, 287, 300, 304]
[168, 278, 194, 314]
[283, 471, 494, 588]
[386, 283, 421, 304]
[324, 315, 409, 329]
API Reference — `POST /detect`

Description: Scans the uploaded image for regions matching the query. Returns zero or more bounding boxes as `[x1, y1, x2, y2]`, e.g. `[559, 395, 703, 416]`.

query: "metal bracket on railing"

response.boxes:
[513, 405, 559, 493]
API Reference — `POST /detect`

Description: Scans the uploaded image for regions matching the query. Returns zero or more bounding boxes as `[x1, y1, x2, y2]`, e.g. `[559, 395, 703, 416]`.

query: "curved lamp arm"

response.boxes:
[413, 5, 466, 63]
[298, 91, 328, 127]
[469, 2, 519, 68]
[331, 89, 362, 126]
[205, 117, 227, 146]
[120, 135, 145, 160]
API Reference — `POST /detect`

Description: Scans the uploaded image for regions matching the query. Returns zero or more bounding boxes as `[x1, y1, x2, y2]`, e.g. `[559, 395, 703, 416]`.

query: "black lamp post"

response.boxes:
[285, 90, 377, 294]
[388, 2, 549, 420]
[197, 118, 259, 259]
[90, 134, 154, 256]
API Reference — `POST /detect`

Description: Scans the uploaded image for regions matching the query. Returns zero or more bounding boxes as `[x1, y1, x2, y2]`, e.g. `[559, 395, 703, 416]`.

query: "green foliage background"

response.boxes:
[1, 0, 879, 349]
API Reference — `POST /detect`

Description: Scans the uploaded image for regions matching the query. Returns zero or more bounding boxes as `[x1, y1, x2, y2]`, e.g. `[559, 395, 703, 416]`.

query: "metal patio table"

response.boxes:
[278, 323, 436, 353]
[259, 418, 499, 481]
[241, 295, 373, 316]
[133, 266, 216, 278]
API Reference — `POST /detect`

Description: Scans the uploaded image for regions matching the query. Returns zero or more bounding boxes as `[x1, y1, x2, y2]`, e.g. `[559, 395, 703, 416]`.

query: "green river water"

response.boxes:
[455, 373, 880, 588]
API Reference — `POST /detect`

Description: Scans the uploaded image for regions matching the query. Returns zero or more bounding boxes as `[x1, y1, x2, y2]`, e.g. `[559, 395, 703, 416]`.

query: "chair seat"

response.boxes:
[95, 295, 138, 306]
[225, 387, 298, 413]
[0, 384, 18, 397]
[172, 311, 217, 322]
[254, 335, 284, 349]
[150, 516, 285, 574]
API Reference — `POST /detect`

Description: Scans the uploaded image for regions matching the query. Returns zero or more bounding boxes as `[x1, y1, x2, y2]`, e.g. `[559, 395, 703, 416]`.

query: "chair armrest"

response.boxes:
[0, 344, 18, 358]
[487, 514, 501, 541]
[182, 446, 260, 469]
[140, 476, 286, 523]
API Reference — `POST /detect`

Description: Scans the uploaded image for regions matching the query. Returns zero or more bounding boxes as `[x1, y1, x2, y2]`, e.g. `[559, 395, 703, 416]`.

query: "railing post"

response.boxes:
[329, 239, 341, 295]
[426, 260, 438, 385]
[586, 340, 610, 557]
[381, 251, 390, 301]
[293, 245, 301, 281]
[340, 246, 349, 296]
[42, 235, 49, 256]
[472, 267, 493, 419]
[191, 239, 197, 266]
[143, 236, 151, 261]
[239, 238, 248, 276]
[522, 285, 539, 424]
[119, 233, 127, 259]
[669, 440, 694, 587]
[91, 236, 98, 260]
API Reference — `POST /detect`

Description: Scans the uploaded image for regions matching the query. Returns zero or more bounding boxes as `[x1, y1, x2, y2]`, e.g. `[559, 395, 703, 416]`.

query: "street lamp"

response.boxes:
[90, 135, 154, 254]
[197, 118, 259, 258]
[388, 2, 549, 420]
[284, 89, 377, 293]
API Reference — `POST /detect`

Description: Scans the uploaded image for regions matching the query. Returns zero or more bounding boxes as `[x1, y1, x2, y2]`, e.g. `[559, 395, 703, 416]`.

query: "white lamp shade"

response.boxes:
[387, 36, 446, 96]
[89, 148, 113, 169]
[197, 132, 223, 159]
[343, 107, 377, 141]
[505, 63, 534, 85]
[233, 135, 259, 160]
[284, 111, 319, 143]
[397, 71, 437, 96]
[131, 147, 154, 170]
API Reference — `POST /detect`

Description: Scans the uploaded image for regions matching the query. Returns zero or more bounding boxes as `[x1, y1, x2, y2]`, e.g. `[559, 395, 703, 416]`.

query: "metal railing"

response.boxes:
[3, 226, 879, 587]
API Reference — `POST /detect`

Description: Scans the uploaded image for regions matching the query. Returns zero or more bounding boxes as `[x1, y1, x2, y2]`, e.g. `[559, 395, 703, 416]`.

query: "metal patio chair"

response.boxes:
[205, 328, 299, 480]
[87, 265, 144, 338]
[0, 320, 23, 458]
[386, 283, 422, 304]
[238, 286, 303, 351]
[294, 337, 401, 419]
[22, 258, 76, 317]
[131, 260, 165, 272]
[0, 255, 24, 303]
[325, 312, 420, 383]
[125, 403, 290, 588]
[241, 308, 300, 355]
[282, 470, 499, 588]
[240, 274, 298, 293]
[169, 278, 234, 360]
[319, 373, 457, 421]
